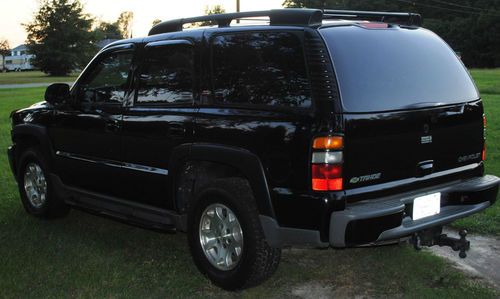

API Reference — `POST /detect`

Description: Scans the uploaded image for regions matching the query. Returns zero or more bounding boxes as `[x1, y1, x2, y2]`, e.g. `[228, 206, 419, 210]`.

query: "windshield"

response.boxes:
[321, 26, 479, 112]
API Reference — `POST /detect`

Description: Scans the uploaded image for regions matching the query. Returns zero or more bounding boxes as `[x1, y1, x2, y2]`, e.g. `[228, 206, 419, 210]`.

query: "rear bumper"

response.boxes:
[330, 175, 499, 247]
[7, 145, 17, 180]
[261, 175, 499, 248]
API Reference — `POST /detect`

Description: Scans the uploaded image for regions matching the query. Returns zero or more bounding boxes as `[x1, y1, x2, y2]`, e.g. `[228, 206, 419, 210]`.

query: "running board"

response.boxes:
[50, 174, 187, 232]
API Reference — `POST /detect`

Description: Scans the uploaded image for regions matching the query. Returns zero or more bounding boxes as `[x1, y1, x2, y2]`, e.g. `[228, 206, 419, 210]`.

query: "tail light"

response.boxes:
[312, 136, 343, 191]
[483, 114, 487, 161]
[313, 136, 343, 149]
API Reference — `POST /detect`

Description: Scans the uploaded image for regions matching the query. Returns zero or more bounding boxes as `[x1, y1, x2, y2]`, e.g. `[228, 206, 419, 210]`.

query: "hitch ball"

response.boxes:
[411, 228, 471, 258]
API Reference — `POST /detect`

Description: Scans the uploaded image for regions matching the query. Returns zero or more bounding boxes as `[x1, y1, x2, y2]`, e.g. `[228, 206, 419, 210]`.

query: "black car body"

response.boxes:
[7, 9, 499, 289]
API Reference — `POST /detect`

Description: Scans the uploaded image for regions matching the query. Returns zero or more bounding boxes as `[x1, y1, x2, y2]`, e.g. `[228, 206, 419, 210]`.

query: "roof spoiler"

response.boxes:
[323, 9, 422, 26]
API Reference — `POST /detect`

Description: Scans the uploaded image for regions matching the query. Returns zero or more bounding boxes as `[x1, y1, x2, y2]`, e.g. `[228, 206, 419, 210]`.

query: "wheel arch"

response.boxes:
[11, 124, 55, 174]
[169, 143, 275, 219]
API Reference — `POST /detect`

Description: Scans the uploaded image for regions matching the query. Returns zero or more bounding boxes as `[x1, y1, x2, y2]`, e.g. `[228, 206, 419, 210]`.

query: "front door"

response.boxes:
[120, 40, 197, 208]
[49, 45, 135, 197]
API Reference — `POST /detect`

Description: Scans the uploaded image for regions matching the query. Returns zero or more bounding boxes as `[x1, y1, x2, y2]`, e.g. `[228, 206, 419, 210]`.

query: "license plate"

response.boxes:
[413, 192, 441, 220]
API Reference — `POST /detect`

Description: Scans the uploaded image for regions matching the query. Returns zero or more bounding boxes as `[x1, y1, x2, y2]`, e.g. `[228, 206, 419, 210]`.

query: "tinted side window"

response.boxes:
[137, 44, 194, 105]
[79, 51, 133, 104]
[211, 32, 311, 108]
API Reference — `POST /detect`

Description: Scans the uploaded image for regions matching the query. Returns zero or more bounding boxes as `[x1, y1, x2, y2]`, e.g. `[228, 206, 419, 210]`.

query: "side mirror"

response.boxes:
[45, 83, 70, 105]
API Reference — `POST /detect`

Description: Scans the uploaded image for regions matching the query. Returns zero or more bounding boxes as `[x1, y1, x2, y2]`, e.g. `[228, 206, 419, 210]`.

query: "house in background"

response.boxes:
[4, 44, 36, 71]
[2, 41, 117, 72]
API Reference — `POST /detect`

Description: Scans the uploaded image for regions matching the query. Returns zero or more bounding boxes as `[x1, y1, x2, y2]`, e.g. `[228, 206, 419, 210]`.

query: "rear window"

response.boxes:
[321, 26, 479, 112]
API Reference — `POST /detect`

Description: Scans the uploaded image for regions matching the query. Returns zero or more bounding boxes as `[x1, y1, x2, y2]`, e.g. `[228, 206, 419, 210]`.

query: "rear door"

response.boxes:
[320, 25, 484, 192]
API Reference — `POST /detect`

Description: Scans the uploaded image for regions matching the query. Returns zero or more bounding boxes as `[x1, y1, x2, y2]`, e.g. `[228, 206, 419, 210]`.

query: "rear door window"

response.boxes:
[321, 26, 479, 112]
[136, 43, 194, 105]
[211, 31, 311, 108]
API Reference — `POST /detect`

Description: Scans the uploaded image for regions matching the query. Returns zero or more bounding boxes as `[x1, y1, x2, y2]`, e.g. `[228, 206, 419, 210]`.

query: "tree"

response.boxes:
[24, 0, 96, 76]
[0, 39, 10, 71]
[198, 5, 226, 26]
[94, 21, 123, 40]
[205, 4, 225, 15]
[93, 11, 135, 41]
[152, 19, 162, 27]
[117, 11, 134, 39]
[282, 0, 500, 67]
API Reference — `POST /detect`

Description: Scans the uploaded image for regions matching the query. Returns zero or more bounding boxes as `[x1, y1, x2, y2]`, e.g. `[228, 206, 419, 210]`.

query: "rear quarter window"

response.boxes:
[320, 26, 479, 113]
[211, 31, 312, 108]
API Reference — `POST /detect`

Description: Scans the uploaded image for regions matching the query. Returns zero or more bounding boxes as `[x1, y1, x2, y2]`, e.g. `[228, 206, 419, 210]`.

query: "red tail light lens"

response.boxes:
[483, 142, 487, 161]
[312, 164, 343, 191]
[360, 22, 389, 29]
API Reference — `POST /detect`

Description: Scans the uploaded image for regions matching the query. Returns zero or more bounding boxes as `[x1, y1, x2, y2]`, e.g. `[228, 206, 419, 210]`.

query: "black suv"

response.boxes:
[7, 9, 500, 290]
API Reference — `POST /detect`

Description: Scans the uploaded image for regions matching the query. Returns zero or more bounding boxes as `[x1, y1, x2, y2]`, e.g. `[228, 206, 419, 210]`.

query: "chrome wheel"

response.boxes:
[23, 162, 47, 209]
[199, 203, 244, 271]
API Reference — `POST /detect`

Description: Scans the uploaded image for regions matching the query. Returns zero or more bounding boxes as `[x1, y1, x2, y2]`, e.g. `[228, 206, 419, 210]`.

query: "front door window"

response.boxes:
[77, 51, 133, 105]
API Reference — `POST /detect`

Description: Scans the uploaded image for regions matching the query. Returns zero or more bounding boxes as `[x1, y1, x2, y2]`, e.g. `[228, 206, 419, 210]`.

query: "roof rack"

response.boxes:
[148, 8, 421, 36]
[149, 9, 323, 36]
[323, 10, 422, 26]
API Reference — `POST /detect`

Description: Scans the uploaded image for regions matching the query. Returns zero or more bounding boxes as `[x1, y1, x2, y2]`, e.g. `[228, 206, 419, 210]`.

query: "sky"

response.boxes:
[0, 0, 285, 48]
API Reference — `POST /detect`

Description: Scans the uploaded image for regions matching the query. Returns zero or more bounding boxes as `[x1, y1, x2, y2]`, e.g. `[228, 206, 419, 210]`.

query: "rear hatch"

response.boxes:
[320, 25, 484, 195]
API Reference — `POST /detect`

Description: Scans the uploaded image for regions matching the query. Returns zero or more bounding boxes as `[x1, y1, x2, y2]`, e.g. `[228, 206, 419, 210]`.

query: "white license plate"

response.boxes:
[413, 192, 441, 220]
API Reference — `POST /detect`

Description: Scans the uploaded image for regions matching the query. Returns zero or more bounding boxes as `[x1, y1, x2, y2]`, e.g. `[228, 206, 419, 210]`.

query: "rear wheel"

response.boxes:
[198, 203, 244, 271]
[187, 178, 281, 290]
[18, 148, 69, 218]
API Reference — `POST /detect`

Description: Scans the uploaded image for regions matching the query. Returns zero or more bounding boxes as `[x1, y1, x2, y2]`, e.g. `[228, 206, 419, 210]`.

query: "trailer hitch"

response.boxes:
[411, 227, 470, 258]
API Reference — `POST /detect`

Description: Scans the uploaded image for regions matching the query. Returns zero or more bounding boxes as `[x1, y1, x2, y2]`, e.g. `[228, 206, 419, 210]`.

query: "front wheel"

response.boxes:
[18, 148, 70, 218]
[187, 178, 281, 290]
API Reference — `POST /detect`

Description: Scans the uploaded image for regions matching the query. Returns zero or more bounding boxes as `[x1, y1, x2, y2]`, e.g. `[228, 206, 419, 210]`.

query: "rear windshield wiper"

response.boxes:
[401, 102, 447, 109]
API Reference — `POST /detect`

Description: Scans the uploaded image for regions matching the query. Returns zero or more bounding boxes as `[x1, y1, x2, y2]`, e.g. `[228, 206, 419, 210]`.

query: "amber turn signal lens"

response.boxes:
[313, 136, 343, 150]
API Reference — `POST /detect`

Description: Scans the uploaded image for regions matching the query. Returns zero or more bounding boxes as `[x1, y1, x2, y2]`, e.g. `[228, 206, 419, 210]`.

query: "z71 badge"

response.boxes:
[349, 173, 382, 184]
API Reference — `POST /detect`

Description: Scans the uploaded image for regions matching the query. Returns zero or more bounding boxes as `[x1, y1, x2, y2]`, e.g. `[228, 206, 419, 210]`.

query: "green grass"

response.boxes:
[0, 69, 499, 297]
[453, 69, 500, 235]
[0, 71, 78, 85]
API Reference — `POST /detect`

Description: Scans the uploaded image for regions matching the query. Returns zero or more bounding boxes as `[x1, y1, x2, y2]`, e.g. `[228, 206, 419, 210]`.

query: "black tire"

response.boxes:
[187, 178, 281, 290]
[17, 148, 70, 218]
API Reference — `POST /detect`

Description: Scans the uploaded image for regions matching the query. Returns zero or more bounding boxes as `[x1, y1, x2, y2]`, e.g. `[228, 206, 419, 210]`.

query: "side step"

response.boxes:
[411, 227, 470, 258]
[50, 174, 187, 233]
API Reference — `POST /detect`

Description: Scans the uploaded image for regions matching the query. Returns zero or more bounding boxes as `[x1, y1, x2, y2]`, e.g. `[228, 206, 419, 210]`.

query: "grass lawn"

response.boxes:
[453, 69, 500, 235]
[0, 69, 499, 297]
[0, 71, 78, 85]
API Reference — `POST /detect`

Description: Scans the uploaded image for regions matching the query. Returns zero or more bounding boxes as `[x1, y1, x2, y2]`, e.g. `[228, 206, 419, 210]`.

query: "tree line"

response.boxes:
[19, 0, 226, 76]
[11, 0, 499, 76]
[284, 0, 500, 68]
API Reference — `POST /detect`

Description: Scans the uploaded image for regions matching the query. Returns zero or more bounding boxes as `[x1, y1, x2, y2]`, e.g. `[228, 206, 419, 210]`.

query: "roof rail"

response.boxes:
[148, 8, 422, 36]
[323, 9, 422, 26]
[149, 9, 323, 36]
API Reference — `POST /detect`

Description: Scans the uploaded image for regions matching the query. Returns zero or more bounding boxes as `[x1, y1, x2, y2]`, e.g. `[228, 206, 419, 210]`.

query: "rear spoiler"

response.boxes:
[323, 9, 422, 26]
